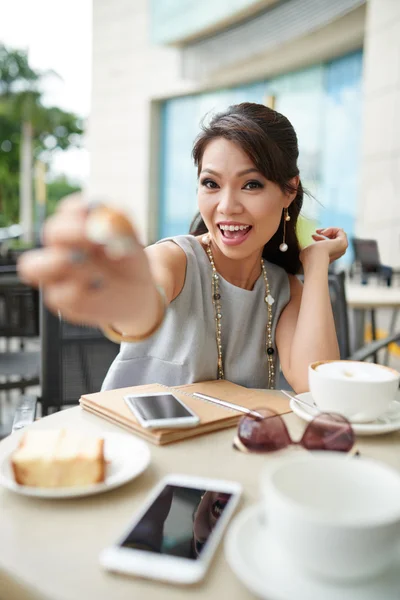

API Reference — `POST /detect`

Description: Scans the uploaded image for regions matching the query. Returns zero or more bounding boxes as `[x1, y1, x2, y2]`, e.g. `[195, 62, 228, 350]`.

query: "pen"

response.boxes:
[192, 392, 263, 419]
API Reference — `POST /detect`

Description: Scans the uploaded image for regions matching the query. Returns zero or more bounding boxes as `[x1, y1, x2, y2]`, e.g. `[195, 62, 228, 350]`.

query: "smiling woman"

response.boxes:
[18, 102, 347, 394]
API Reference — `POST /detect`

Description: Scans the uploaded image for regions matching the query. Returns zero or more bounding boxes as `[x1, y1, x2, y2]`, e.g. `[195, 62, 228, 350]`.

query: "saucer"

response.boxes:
[290, 393, 400, 436]
[225, 504, 400, 600]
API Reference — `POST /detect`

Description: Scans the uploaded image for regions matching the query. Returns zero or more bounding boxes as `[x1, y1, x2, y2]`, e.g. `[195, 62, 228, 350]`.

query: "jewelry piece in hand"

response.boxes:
[88, 275, 105, 290]
[69, 249, 88, 264]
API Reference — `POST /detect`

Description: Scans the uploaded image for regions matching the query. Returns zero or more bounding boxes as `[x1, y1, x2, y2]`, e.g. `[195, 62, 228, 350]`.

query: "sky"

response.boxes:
[0, 0, 92, 183]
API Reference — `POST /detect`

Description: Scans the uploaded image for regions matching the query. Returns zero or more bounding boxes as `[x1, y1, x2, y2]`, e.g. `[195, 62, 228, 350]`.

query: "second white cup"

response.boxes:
[261, 453, 400, 582]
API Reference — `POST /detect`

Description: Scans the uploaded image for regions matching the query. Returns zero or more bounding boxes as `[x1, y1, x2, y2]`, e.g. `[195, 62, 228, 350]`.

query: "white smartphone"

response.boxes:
[100, 474, 242, 584]
[124, 392, 200, 429]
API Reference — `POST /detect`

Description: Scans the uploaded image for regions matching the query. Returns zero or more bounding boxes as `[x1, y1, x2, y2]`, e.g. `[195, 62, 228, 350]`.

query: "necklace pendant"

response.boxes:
[265, 294, 275, 306]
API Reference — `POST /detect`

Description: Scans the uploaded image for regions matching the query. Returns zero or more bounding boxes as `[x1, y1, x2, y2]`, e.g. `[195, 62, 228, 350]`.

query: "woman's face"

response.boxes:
[197, 138, 294, 259]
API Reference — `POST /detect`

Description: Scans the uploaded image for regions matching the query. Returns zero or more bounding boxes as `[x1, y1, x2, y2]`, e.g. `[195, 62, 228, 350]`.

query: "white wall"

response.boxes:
[88, 0, 191, 242]
[357, 0, 400, 267]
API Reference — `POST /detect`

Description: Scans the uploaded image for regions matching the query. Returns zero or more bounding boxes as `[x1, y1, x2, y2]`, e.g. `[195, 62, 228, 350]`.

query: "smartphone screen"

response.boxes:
[127, 394, 194, 421]
[119, 484, 234, 560]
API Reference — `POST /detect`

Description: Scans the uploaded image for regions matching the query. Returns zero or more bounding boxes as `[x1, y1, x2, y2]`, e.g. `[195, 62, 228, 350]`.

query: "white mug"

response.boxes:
[308, 360, 400, 422]
[261, 453, 400, 581]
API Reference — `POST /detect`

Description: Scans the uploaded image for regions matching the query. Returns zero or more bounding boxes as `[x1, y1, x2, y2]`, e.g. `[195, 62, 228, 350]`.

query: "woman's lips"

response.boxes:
[218, 225, 252, 246]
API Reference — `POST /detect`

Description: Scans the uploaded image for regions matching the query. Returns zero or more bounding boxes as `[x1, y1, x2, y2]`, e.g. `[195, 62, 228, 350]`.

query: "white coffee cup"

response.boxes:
[261, 453, 400, 582]
[308, 360, 400, 422]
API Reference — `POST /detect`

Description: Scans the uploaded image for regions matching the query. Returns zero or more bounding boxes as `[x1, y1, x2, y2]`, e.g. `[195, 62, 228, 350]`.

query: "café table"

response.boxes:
[346, 284, 400, 311]
[345, 284, 400, 358]
[1, 399, 400, 600]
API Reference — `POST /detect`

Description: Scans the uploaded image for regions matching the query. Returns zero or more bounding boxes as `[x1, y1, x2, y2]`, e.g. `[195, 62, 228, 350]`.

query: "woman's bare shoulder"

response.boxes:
[145, 241, 187, 302]
[145, 239, 187, 267]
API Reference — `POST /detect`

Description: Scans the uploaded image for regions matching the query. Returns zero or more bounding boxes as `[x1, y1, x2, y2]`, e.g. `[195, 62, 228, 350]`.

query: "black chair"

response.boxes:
[351, 238, 395, 287]
[40, 298, 120, 415]
[350, 238, 400, 358]
[327, 271, 350, 359]
[0, 271, 40, 394]
[11, 294, 120, 431]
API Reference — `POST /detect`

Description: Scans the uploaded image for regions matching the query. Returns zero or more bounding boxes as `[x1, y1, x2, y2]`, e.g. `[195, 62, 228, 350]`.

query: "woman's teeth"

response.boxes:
[219, 224, 250, 232]
[218, 224, 252, 240]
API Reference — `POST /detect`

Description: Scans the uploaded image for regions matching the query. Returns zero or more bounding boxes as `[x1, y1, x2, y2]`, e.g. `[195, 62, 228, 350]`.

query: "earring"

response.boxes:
[279, 209, 289, 252]
[202, 232, 211, 245]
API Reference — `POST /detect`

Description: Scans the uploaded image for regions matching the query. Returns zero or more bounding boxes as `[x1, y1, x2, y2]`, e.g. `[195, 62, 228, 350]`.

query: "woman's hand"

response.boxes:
[300, 227, 348, 267]
[17, 197, 157, 330]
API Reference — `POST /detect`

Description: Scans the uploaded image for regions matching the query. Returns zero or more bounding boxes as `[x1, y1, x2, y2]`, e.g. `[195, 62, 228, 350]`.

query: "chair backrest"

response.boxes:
[0, 274, 39, 338]
[39, 296, 120, 414]
[298, 271, 350, 360]
[352, 238, 381, 270]
[327, 271, 350, 359]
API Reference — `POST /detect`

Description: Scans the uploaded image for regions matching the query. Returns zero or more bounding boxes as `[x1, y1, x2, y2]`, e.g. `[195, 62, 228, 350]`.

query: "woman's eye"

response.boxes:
[200, 178, 219, 189]
[243, 180, 263, 190]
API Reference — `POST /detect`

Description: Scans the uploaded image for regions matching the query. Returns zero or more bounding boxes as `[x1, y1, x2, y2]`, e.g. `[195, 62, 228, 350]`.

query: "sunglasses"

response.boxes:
[233, 408, 355, 454]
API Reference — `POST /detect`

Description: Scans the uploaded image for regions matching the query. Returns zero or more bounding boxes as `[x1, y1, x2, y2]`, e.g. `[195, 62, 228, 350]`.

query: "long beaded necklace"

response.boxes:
[205, 241, 276, 389]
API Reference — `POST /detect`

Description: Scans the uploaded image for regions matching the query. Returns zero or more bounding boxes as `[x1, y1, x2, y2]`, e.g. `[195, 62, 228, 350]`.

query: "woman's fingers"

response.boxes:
[18, 247, 75, 286]
[18, 247, 103, 288]
[41, 212, 94, 249]
[19, 238, 149, 292]
[41, 202, 141, 264]
[316, 227, 347, 239]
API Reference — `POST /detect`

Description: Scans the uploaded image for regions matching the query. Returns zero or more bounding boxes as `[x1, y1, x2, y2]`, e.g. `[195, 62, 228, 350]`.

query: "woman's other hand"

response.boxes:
[300, 227, 348, 267]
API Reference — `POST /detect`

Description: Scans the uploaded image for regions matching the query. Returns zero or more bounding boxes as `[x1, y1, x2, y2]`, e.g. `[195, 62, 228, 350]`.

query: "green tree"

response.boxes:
[0, 44, 84, 238]
[46, 175, 81, 216]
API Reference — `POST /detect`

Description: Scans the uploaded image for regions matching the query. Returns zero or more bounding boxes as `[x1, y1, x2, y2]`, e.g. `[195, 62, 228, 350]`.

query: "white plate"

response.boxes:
[225, 504, 400, 600]
[290, 393, 400, 436]
[0, 431, 151, 498]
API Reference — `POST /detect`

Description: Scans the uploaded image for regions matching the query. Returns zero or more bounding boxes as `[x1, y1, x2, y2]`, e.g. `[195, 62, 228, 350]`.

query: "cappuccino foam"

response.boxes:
[315, 361, 396, 382]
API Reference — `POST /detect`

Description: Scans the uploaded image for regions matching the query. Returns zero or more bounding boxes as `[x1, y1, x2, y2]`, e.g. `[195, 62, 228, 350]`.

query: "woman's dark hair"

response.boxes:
[190, 102, 303, 274]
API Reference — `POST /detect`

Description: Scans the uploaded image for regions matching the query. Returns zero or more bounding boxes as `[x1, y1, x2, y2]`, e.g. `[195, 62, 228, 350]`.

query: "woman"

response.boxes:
[18, 103, 347, 393]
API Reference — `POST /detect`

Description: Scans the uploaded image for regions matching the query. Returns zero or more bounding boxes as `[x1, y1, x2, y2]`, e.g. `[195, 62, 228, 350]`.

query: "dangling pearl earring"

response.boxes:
[202, 232, 211, 245]
[279, 208, 290, 252]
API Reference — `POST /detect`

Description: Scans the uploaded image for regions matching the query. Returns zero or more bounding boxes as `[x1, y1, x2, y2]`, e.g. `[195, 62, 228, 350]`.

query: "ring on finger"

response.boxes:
[69, 249, 88, 264]
[88, 274, 105, 290]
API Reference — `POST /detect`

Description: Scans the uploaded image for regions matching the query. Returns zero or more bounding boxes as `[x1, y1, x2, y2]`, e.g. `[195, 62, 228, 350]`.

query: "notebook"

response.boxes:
[79, 379, 291, 446]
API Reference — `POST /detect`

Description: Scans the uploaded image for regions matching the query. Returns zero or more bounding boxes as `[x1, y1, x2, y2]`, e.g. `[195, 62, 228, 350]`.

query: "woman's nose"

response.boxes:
[217, 188, 243, 214]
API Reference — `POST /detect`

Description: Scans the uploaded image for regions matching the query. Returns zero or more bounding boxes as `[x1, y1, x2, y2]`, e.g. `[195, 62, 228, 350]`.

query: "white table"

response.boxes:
[346, 284, 400, 310]
[345, 284, 400, 358]
[1, 402, 400, 600]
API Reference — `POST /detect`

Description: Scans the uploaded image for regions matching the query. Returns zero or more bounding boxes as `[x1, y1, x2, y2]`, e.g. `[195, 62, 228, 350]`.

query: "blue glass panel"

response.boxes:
[319, 50, 363, 264]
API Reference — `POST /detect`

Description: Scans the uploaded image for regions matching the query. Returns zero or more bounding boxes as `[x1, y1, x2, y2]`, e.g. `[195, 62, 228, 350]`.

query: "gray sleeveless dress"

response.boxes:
[102, 235, 290, 391]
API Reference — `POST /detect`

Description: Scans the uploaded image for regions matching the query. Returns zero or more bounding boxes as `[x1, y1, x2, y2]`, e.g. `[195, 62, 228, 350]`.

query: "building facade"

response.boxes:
[89, 0, 400, 266]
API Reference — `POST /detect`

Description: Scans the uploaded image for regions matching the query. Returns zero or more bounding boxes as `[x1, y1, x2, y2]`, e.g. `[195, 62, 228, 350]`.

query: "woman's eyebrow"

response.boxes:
[200, 168, 261, 177]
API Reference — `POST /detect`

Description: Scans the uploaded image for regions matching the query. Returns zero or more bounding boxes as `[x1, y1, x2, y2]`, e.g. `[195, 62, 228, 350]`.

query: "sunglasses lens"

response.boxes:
[237, 408, 291, 452]
[302, 412, 354, 453]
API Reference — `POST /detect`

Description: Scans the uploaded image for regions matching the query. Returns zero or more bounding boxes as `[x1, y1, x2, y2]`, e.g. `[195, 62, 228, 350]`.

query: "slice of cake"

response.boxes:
[11, 429, 105, 487]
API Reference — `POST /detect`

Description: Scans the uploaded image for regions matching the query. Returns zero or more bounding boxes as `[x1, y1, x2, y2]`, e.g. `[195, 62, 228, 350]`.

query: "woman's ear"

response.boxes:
[283, 175, 300, 208]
